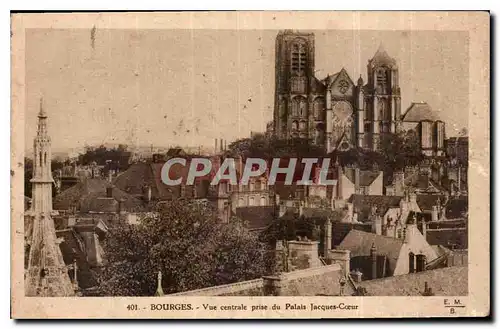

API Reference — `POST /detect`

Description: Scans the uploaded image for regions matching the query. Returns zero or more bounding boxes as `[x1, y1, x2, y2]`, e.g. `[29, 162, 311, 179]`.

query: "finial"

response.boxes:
[38, 97, 47, 118]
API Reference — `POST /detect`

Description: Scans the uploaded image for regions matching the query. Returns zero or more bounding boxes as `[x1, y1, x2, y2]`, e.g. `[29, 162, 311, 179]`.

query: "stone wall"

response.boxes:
[167, 264, 350, 296]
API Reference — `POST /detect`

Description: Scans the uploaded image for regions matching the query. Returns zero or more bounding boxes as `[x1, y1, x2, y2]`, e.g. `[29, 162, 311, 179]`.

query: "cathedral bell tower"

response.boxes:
[365, 44, 401, 150]
[25, 99, 74, 297]
[273, 30, 316, 141]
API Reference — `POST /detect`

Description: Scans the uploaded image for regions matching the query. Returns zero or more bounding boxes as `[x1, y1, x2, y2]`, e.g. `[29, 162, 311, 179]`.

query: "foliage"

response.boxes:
[24, 157, 65, 198]
[333, 130, 424, 184]
[78, 144, 131, 172]
[227, 135, 325, 159]
[91, 200, 271, 296]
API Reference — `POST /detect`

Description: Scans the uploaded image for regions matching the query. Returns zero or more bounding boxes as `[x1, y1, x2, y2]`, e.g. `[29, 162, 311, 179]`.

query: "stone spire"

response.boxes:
[25, 101, 75, 296]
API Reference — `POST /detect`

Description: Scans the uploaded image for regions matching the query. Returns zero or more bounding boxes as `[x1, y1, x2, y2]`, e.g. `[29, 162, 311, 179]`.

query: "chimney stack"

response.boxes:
[220, 138, 223, 152]
[370, 243, 377, 280]
[354, 167, 360, 193]
[324, 217, 332, 255]
[431, 205, 439, 222]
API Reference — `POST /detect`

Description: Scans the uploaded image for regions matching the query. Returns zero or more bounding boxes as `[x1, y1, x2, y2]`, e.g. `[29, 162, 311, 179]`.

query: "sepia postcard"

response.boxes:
[11, 11, 490, 319]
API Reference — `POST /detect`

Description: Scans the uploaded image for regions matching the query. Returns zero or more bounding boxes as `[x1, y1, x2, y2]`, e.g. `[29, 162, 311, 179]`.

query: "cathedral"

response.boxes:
[272, 30, 445, 156]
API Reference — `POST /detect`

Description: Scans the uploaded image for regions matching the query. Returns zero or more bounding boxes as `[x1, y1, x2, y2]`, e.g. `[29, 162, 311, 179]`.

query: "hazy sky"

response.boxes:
[25, 29, 469, 153]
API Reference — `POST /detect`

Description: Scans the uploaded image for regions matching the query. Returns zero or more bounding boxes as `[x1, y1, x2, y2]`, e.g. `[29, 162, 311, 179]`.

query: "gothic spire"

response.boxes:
[38, 97, 47, 118]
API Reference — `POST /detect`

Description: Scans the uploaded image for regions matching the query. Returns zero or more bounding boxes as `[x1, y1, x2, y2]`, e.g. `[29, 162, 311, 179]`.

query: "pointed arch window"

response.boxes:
[313, 98, 324, 119]
[291, 97, 307, 117]
[39, 152, 42, 167]
[44, 152, 47, 165]
[291, 41, 307, 76]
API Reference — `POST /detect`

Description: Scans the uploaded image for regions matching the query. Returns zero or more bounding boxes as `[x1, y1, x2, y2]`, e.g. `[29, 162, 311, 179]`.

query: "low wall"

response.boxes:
[168, 278, 264, 296]
[278, 264, 348, 296]
[167, 264, 348, 296]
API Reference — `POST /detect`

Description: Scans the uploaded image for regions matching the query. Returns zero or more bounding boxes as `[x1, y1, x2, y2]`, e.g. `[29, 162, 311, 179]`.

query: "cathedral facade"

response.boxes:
[273, 30, 403, 153]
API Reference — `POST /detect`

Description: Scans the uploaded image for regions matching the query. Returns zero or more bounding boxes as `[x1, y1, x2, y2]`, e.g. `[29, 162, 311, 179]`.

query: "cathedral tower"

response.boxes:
[363, 44, 401, 150]
[25, 99, 74, 297]
[273, 30, 322, 141]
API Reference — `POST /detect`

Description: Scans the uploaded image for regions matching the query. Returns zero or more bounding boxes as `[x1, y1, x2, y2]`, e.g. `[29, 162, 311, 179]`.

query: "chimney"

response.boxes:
[431, 205, 439, 222]
[372, 216, 382, 235]
[393, 171, 405, 196]
[354, 167, 360, 193]
[410, 193, 417, 205]
[350, 269, 363, 283]
[370, 243, 377, 280]
[220, 138, 223, 152]
[118, 198, 125, 214]
[457, 165, 462, 193]
[106, 187, 113, 198]
[421, 218, 427, 240]
[224, 139, 227, 151]
[324, 217, 332, 255]
[347, 203, 354, 220]
[336, 164, 343, 200]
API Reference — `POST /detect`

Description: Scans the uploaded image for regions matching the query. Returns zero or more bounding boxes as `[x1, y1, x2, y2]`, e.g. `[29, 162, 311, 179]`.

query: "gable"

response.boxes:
[329, 69, 355, 98]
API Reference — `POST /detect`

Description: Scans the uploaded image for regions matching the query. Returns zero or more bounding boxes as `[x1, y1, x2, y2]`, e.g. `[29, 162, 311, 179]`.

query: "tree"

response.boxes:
[227, 135, 325, 159]
[91, 200, 271, 296]
[78, 144, 131, 172]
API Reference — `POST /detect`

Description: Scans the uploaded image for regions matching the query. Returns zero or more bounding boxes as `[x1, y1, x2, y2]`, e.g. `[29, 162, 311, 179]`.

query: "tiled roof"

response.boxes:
[338, 230, 404, 273]
[358, 265, 468, 296]
[416, 194, 443, 212]
[310, 77, 326, 93]
[348, 194, 403, 222]
[445, 196, 468, 219]
[344, 168, 381, 187]
[54, 178, 144, 213]
[402, 102, 439, 122]
[426, 228, 468, 250]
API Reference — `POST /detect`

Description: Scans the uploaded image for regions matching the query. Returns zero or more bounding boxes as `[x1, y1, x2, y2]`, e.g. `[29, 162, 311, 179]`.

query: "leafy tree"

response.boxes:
[78, 144, 131, 172]
[91, 200, 271, 296]
[227, 135, 325, 159]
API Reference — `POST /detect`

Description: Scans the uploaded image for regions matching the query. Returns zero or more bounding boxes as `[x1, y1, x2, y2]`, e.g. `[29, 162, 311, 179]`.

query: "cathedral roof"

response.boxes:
[368, 43, 397, 68]
[402, 102, 439, 122]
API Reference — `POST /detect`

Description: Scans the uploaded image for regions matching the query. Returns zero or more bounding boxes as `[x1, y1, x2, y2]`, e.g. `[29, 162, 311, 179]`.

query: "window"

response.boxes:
[291, 77, 307, 93]
[299, 120, 307, 131]
[313, 98, 324, 119]
[260, 197, 266, 206]
[249, 181, 255, 192]
[292, 121, 299, 131]
[291, 42, 307, 76]
[249, 197, 255, 206]
[376, 68, 388, 93]
[239, 198, 245, 207]
[255, 180, 262, 191]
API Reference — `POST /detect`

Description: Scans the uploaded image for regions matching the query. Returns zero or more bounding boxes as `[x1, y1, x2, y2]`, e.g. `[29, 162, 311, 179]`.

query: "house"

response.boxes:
[338, 225, 438, 280]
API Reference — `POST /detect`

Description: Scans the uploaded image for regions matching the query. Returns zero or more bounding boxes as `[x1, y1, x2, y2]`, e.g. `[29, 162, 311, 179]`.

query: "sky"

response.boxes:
[25, 29, 469, 154]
